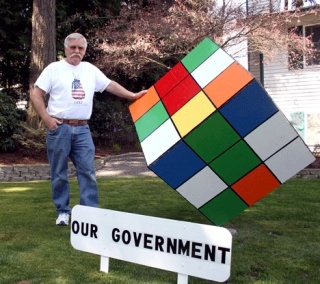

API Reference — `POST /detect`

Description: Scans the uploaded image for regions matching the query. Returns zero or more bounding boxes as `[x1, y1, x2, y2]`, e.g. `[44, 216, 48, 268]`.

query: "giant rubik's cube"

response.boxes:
[129, 38, 315, 226]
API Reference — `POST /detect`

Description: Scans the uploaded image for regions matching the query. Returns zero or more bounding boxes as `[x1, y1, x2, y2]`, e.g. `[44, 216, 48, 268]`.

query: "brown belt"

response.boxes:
[63, 119, 87, 126]
[54, 118, 88, 126]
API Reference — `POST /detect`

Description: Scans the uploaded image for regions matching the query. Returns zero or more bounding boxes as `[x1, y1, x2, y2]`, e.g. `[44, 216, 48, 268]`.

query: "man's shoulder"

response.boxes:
[81, 61, 97, 69]
[80, 61, 103, 75]
[45, 60, 65, 70]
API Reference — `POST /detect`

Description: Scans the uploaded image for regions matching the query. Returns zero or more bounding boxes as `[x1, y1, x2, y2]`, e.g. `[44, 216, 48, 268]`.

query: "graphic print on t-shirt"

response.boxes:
[72, 78, 85, 100]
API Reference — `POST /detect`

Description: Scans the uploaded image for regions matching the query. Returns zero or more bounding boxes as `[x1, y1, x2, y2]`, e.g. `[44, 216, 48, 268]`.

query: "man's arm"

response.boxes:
[30, 86, 60, 130]
[106, 81, 147, 100]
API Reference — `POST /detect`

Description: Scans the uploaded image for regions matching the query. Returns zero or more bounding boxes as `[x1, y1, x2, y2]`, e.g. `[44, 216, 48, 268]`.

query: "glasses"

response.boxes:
[68, 45, 86, 51]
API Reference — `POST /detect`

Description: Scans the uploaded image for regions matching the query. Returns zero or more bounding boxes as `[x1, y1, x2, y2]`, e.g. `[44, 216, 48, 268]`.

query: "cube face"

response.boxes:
[209, 140, 261, 185]
[184, 112, 241, 163]
[129, 38, 315, 226]
[204, 62, 254, 108]
[154, 62, 189, 97]
[172, 91, 216, 137]
[219, 80, 279, 137]
[135, 101, 169, 142]
[181, 37, 220, 72]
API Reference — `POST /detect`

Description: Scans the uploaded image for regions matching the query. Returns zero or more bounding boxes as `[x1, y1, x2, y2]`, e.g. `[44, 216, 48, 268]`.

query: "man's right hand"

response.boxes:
[44, 117, 62, 131]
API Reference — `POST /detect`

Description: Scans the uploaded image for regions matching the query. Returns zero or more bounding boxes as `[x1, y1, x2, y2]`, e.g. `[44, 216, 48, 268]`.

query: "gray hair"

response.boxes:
[64, 33, 87, 48]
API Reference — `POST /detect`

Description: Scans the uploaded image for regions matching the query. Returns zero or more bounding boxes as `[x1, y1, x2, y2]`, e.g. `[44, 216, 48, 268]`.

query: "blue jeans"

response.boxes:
[46, 124, 98, 214]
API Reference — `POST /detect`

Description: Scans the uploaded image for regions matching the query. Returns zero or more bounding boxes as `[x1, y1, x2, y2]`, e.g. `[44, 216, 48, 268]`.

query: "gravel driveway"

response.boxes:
[96, 152, 156, 178]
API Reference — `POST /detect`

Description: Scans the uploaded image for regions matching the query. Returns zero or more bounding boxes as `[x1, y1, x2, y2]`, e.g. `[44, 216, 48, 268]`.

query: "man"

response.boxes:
[30, 33, 146, 226]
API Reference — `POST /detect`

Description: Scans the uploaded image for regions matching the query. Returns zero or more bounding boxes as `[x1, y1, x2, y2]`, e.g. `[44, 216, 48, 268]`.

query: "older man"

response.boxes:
[30, 33, 146, 226]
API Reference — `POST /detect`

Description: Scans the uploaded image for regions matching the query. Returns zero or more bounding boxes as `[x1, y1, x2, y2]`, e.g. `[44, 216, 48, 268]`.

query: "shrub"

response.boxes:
[0, 89, 25, 152]
[90, 93, 138, 146]
[12, 122, 47, 154]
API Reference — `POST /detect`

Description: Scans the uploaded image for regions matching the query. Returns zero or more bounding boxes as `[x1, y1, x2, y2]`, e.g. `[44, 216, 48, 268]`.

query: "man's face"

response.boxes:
[65, 38, 87, 66]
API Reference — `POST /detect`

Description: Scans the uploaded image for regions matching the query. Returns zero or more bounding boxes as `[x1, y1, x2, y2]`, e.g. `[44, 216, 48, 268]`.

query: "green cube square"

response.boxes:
[135, 101, 169, 142]
[181, 38, 219, 73]
[184, 112, 240, 163]
[209, 140, 261, 185]
[199, 188, 248, 226]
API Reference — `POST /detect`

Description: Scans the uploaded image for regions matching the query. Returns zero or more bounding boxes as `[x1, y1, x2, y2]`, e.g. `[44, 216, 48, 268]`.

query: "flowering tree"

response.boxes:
[91, 0, 318, 81]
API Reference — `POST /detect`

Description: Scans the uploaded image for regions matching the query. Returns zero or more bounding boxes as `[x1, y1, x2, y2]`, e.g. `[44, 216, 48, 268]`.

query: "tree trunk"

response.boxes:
[27, 0, 56, 128]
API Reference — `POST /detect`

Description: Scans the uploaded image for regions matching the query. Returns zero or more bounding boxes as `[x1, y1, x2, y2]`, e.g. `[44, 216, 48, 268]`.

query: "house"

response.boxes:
[246, 0, 320, 146]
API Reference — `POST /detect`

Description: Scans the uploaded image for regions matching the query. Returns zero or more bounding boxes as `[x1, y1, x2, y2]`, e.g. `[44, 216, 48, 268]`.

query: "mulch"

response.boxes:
[1, 146, 319, 168]
[0, 145, 140, 165]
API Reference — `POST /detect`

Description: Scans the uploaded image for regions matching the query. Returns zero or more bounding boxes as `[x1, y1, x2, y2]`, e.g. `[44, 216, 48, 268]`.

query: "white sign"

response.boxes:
[70, 205, 232, 283]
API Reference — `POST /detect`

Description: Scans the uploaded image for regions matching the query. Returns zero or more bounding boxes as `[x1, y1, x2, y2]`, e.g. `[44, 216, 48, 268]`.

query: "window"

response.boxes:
[288, 24, 320, 70]
[283, 0, 318, 11]
[305, 25, 320, 66]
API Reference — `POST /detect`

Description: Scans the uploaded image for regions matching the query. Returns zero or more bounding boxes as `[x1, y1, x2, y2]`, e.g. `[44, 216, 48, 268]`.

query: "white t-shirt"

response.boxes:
[34, 60, 111, 119]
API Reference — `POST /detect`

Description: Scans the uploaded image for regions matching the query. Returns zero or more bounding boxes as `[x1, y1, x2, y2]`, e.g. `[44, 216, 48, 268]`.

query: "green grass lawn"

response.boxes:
[0, 177, 319, 284]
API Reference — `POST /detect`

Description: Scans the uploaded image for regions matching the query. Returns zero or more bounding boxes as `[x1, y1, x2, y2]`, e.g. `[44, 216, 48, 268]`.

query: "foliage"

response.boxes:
[313, 143, 320, 155]
[0, 90, 26, 152]
[1, 0, 320, 151]
[0, 178, 319, 283]
[93, 0, 212, 81]
[91, 0, 319, 80]
[0, 0, 32, 95]
[12, 123, 47, 154]
[1, 0, 319, 90]
[56, 0, 122, 59]
[0, 0, 120, 95]
[90, 93, 137, 145]
[112, 143, 122, 152]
